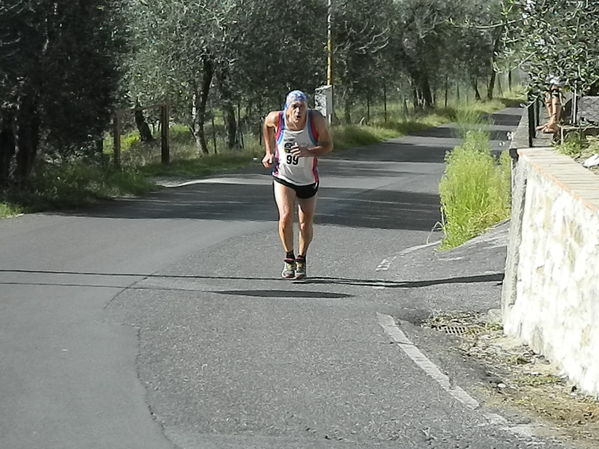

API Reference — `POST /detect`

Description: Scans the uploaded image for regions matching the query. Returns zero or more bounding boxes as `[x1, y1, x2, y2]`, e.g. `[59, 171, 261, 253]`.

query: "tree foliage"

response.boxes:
[503, 0, 599, 95]
[0, 1, 125, 184]
[126, 0, 327, 154]
[1, 0, 519, 184]
[332, 0, 393, 119]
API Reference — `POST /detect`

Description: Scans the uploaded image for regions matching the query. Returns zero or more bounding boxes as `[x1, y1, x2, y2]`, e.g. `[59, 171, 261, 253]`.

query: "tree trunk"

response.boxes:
[95, 138, 104, 162]
[191, 91, 209, 155]
[191, 57, 213, 155]
[487, 71, 497, 101]
[419, 75, 434, 109]
[15, 94, 40, 184]
[216, 68, 238, 150]
[412, 87, 420, 110]
[444, 75, 449, 108]
[134, 100, 154, 142]
[383, 85, 387, 123]
[0, 111, 16, 186]
[487, 27, 504, 101]
[472, 78, 482, 101]
[343, 89, 352, 124]
[410, 71, 433, 110]
[223, 103, 236, 149]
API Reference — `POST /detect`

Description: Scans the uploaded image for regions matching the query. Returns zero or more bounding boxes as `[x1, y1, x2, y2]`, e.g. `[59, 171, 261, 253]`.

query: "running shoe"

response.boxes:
[281, 258, 296, 279]
[294, 257, 306, 279]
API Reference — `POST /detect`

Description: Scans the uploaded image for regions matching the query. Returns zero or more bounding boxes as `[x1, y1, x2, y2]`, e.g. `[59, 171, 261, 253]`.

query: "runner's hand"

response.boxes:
[262, 154, 274, 168]
[290, 144, 311, 158]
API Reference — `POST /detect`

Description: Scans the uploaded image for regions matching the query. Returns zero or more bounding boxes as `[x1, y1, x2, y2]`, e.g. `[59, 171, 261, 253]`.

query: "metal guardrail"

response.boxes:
[526, 97, 542, 148]
[509, 97, 543, 161]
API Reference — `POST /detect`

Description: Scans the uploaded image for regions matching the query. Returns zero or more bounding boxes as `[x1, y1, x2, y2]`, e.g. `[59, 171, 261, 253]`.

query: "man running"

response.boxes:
[262, 90, 333, 279]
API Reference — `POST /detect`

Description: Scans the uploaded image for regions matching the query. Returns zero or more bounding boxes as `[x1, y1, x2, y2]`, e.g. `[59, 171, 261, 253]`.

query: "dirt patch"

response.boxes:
[423, 312, 599, 448]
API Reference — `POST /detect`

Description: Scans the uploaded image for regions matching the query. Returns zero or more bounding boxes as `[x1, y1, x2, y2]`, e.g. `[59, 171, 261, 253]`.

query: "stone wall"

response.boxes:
[502, 148, 599, 397]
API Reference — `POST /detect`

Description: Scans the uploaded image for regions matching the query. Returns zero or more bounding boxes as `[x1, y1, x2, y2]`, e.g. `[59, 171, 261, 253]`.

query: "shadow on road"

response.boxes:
[49, 183, 442, 231]
[0, 269, 504, 291]
[300, 273, 504, 288]
[42, 110, 519, 232]
[215, 290, 353, 299]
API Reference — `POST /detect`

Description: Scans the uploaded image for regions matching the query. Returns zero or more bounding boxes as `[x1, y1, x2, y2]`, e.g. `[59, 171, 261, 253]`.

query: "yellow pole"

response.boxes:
[327, 0, 333, 86]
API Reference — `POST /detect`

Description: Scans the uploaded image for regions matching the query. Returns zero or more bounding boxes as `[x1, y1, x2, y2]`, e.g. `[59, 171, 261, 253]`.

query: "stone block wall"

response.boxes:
[502, 148, 599, 396]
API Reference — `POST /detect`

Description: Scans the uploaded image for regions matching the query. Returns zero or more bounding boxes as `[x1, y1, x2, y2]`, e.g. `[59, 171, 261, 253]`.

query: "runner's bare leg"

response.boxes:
[297, 195, 317, 256]
[273, 182, 296, 253]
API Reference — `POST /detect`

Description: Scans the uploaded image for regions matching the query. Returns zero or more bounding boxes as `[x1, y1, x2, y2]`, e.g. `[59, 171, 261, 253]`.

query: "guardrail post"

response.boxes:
[527, 103, 535, 148]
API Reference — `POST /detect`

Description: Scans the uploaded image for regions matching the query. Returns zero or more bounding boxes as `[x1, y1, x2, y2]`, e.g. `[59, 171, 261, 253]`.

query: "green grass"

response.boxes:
[332, 96, 520, 152]
[0, 201, 22, 219]
[435, 93, 523, 248]
[1, 161, 154, 215]
[439, 127, 512, 249]
[139, 151, 259, 178]
[555, 134, 599, 159]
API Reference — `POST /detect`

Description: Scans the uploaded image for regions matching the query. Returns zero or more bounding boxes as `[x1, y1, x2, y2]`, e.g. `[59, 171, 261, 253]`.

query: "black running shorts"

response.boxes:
[273, 177, 319, 199]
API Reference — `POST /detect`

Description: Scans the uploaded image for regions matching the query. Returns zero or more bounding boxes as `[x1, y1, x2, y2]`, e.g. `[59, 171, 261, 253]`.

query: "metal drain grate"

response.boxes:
[431, 325, 484, 336]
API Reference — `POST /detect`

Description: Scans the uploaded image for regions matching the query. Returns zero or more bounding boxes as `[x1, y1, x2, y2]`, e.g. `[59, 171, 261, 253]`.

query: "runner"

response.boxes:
[262, 90, 333, 279]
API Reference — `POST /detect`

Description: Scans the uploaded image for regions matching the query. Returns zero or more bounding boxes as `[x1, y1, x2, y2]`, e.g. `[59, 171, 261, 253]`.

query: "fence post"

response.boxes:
[160, 104, 170, 165]
[383, 85, 387, 123]
[212, 113, 217, 154]
[113, 112, 121, 168]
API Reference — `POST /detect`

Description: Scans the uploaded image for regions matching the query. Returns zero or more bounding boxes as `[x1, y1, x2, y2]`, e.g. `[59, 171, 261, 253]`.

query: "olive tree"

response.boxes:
[503, 0, 599, 96]
[0, 1, 124, 185]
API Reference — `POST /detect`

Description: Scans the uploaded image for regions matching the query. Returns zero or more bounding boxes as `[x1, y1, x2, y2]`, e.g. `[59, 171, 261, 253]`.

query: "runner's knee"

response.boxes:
[298, 218, 313, 232]
[279, 210, 294, 225]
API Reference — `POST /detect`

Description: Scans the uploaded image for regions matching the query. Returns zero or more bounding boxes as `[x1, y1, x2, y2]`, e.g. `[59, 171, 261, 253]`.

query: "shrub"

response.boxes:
[0, 202, 22, 218]
[24, 161, 153, 209]
[439, 130, 511, 249]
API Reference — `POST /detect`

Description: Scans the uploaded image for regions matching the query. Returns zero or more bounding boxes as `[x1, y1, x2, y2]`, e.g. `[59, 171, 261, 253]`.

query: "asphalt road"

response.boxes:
[0, 108, 573, 448]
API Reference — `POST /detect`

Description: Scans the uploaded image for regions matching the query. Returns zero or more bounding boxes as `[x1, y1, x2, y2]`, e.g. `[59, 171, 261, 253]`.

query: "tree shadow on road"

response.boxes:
[300, 273, 504, 288]
[0, 269, 503, 291]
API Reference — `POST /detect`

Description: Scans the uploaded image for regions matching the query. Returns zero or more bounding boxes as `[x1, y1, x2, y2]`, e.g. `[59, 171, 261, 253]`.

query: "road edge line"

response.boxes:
[377, 313, 543, 439]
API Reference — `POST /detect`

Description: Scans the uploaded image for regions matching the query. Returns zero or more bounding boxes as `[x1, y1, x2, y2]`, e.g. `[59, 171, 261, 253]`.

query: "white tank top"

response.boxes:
[273, 110, 319, 186]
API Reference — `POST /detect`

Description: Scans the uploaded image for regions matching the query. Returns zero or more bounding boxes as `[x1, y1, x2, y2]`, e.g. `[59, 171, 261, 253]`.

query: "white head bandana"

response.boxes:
[285, 90, 308, 109]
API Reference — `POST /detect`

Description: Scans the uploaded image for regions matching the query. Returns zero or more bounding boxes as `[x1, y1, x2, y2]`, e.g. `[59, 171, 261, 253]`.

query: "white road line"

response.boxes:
[376, 240, 441, 273]
[377, 313, 540, 438]
[398, 240, 441, 256]
[377, 313, 481, 410]
[376, 256, 397, 272]
[374, 241, 441, 289]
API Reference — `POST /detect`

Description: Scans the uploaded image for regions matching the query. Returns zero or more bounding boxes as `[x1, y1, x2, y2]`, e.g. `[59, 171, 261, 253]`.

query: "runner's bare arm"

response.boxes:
[291, 110, 333, 158]
[262, 111, 280, 168]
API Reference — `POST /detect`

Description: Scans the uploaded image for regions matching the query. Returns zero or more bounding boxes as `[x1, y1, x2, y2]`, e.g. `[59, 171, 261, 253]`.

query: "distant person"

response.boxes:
[262, 90, 333, 279]
[537, 75, 564, 133]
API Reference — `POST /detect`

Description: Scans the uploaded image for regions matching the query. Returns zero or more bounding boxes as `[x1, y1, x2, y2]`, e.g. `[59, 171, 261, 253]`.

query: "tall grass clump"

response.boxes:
[4, 161, 154, 212]
[439, 129, 512, 249]
[555, 134, 599, 160]
[454, 105, 492, 137]
[0, 201, 22, 219]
